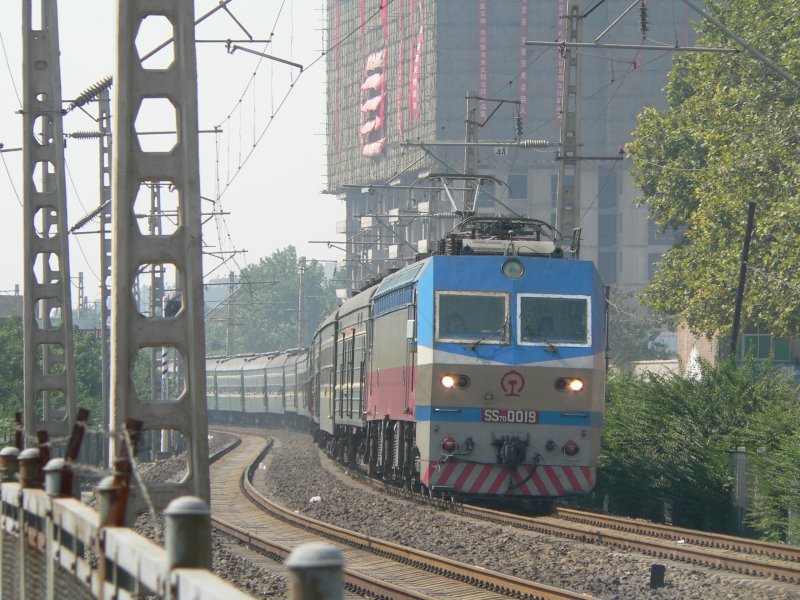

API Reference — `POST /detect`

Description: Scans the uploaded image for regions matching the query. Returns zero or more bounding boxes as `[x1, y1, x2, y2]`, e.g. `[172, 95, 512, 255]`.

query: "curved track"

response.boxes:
[209, 432, 593, 600]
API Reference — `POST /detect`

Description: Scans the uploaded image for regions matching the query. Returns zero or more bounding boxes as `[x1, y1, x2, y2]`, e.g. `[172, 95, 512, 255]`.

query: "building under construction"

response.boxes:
[326, 0, 690, 295]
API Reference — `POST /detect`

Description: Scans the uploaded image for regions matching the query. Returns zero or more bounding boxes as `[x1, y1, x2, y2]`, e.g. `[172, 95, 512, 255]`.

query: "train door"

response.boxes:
[403, 291, 417, 413]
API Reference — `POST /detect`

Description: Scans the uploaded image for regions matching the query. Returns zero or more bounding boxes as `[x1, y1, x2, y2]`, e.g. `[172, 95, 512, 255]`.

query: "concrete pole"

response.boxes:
[463, 93, 478, 214]
[556, 0, 583, 236]
[22, 0, 77, 443]
[97, 86, 112, 468]
[226, 271, 235, 354]
[111, 0, 210, 508]
[298, 257, 306, 346]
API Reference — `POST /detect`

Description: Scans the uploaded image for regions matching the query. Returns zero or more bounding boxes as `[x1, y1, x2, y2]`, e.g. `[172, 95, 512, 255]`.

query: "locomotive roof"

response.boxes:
[373, 259, 428, 298]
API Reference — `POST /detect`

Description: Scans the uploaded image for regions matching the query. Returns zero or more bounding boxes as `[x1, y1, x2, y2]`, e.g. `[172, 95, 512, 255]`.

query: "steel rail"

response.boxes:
[240, 443, 592, 599]
[553, 507, 800, 562]
[315, 444, 800, 585]
[213, 432, 594, 600]
[455, 504, 800, 583]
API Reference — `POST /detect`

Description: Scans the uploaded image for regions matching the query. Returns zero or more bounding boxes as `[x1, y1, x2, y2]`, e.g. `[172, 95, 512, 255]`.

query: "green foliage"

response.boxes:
[74, 331, 102, 421]
[0, 318, 103, 424]
[607, 288, 674, 369]
[736, 387, 800, 541]
[205, 246, 339, 354]
[0, 316, 23, 418]
[627, 1, 800, 337]
[587, 359, 797, 534]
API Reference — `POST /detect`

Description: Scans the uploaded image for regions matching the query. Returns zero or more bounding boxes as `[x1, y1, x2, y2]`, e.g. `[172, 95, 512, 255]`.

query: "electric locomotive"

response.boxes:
[207, 217, 607, 504]
[351, 217, 606, 502]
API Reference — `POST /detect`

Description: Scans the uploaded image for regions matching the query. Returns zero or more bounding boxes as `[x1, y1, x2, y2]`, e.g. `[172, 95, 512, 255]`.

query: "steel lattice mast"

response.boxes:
[22, 0, 77, 442]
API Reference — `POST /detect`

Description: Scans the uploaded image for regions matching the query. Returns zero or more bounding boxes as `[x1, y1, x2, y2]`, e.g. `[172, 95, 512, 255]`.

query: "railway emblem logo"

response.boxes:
[500, 370, 525, 396]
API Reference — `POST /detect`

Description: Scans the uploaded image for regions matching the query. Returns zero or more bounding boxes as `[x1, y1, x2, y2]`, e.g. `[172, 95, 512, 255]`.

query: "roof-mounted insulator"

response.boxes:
[67, 130, 104, 139]
[517, 139, 552, 149]
[639, 1, 648, 37]
[67, 76, 113, 113]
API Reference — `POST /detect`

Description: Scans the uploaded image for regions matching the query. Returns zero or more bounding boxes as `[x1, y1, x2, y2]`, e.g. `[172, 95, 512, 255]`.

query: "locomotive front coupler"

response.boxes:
[491, 433, 529, 468]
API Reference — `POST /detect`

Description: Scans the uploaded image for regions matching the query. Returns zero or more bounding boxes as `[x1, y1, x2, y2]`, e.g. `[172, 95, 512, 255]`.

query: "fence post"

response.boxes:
[0, 447, 20, 482]
[729, 447, 748, 534]
[18, 448, 41, 489]
[285, 543, 344, 600]
[165, 496, 211, 570]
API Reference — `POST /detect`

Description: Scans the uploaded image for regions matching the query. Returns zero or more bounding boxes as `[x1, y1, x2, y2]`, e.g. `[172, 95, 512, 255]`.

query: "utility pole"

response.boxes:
[77, 272, 84, 318]
[730, 202, 756, 357]
[298, 257, 306, 347]
[556, 0, 582, 237]
[22, 0, 77, 442]
[226, 271, 235, 354]
[112, 0, 210, 507]
[463, 93, 479, 214]
[98, 85, 113, 468]
[148, 182, 165, 463]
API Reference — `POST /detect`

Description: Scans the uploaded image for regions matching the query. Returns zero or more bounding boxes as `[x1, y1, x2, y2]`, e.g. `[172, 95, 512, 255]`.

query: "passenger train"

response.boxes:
[206, 217, 607, 504]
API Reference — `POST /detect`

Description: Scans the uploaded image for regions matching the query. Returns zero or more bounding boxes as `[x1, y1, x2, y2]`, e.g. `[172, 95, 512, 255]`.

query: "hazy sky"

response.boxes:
[0, 0, 344, 301]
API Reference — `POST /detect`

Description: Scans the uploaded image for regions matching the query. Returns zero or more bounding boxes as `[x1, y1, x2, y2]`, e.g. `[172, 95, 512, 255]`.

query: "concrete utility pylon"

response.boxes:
[97, 86, 112, 468]
[22, 0, 77, 442]
[111, 0, 210, 507]
[556, 0, 582, 236]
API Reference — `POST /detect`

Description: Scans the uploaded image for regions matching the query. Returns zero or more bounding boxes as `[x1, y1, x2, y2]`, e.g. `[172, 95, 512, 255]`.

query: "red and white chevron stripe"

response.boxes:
[422, 462, 594, 496]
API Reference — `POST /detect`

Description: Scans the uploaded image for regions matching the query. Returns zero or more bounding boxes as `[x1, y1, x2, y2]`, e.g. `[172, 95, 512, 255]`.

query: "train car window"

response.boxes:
[435, 292, 509, 343]
[518, 294, 590, 346]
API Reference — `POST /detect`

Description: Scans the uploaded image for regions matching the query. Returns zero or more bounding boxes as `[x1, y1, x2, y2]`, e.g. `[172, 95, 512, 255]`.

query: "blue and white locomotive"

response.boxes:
[206, 217, 607, 504]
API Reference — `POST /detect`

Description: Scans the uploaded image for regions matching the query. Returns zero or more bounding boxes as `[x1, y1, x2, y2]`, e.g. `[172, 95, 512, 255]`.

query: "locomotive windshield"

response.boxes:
[436, 292, 509, 343]
[518, 294, 590, 346]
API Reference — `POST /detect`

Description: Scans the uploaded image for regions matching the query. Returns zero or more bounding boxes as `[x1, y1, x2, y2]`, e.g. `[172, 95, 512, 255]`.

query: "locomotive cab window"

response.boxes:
[436, 292, 509, 343]
[518, 294, 590, 346]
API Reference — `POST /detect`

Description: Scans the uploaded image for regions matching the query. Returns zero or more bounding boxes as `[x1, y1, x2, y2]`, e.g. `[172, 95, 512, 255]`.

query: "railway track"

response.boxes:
[457, 503, 800, 584]
[209, 432, 594, 599]
[315, 445, 800, 586]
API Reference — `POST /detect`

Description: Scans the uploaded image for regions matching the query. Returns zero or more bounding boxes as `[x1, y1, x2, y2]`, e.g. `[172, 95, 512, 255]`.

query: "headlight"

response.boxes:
[441, 374, 471, 389]
[555, 377, 584, 392]
[501, 258, 524, 280]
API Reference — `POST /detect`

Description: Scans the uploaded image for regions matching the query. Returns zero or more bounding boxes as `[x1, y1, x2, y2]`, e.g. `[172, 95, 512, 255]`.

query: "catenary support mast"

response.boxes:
[22, 0, 77, 442]
[111, 0, 210, 507]
[556, 0, 582, 236]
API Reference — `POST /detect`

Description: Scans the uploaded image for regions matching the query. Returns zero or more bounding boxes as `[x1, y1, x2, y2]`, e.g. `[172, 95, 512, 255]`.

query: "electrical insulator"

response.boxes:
[515, 115, 523, 139]
[639, 1, 648, 37]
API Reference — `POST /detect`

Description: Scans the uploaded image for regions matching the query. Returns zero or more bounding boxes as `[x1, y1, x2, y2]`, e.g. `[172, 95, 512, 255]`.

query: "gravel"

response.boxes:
[130, 431, 288, 598]
[258, 428, 800, 600]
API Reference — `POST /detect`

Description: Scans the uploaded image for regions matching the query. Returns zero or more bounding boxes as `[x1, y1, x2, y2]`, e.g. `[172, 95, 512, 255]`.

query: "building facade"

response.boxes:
[326, 0, 690, 294]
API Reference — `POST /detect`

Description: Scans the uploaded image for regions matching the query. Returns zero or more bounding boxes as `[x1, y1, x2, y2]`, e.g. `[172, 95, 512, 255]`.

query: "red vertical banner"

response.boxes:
[410, 0, 423, 121]
[519, 0, 528, 119]
[409, 0, 416, 124]
[397, 4, 404, 136]
[478, 0, 488, 121]
[360, 0, 366, 49]
[381, 0, 388, 39]
[334, 0, 340, 152]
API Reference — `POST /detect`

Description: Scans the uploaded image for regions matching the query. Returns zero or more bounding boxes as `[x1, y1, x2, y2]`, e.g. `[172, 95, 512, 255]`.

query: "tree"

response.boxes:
[607, 288, 674, 369]
[74, 331, 103, 422]
[627, 1, 800, 337]
[588, 359, 795, 534]
[205, 246, 339, 354]
[0, 316, 23, 426]
[0, 317, 103, 427]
